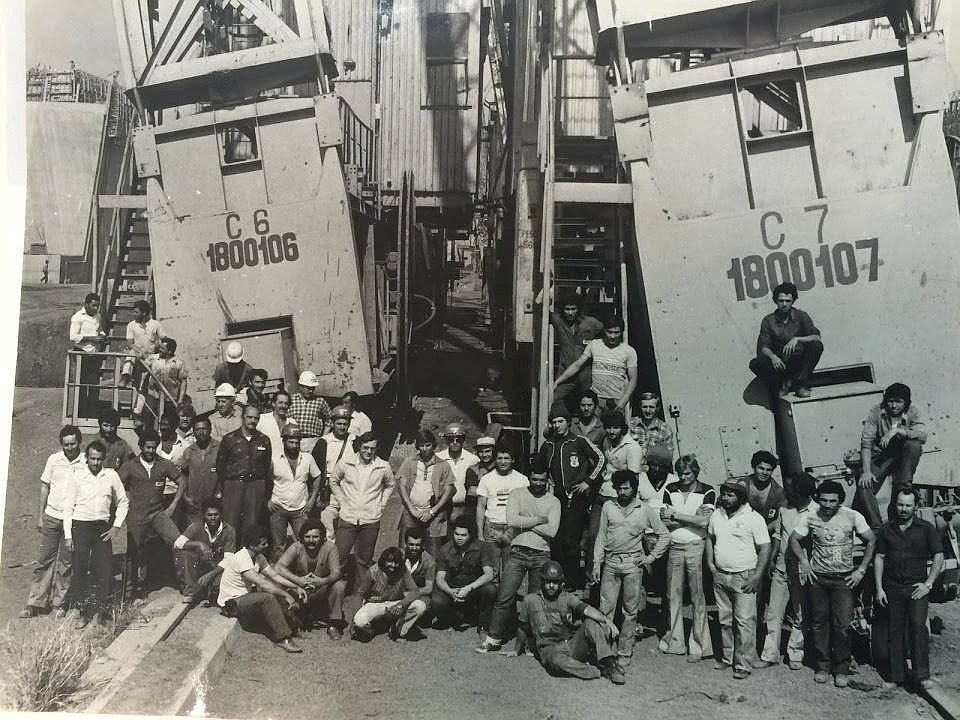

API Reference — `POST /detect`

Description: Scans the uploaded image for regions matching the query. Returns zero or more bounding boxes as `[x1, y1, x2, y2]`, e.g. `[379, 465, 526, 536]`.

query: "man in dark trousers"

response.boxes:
[550, 296, 603, 411]
[173, 498, 236, 602]
[215, 404, 273, 536]
[534, 406, 604, 590]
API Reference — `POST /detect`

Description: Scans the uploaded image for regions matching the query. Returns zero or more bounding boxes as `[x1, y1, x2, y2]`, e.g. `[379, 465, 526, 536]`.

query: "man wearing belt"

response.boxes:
[396, 430, 455, 557]
[592, 470, 670, 668]
[475, 444, 529, 580]
[436, 423, 479, 523]
[179, 415, 220, 527]
[312, 405, 357, 538]
[20, 425, 85, 619]
[288, 370, 331, 453]
[63, 441, 128, 628]
[215, 404, 272, 536]
[267, 424, 322, 559]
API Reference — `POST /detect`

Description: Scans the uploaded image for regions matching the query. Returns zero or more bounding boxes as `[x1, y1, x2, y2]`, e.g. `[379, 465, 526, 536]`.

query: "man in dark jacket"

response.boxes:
[215, 404, 273, 536]
[534, 406, 604, 589]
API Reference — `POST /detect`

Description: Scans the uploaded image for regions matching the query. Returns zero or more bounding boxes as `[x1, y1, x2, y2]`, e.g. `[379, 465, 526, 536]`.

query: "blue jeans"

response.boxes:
[807, 571, 854, 674]
[599, 552, 644, 659]
[488, 545, 550, 640]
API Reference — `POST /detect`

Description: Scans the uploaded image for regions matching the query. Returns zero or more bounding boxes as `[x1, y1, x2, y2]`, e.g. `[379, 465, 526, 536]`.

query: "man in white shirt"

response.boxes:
[268, 425, 322, 558]
[121, 300, 163, 385]
[20, 425, 85, 619]
[69, 292, 106, 415]
[341, 391, 372, 436]
[63, 441, 129, 628]
[705, 478, 771, 679]
[475, 445, 529, 580]
[312, 405, 357, 537]
[257, 390, 292, 451]
[436, 423, 480, 523]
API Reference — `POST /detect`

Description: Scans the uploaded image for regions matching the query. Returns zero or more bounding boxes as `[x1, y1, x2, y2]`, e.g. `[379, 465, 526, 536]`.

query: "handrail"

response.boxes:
[66, 350, 180, 409]
[338, 97, 376, 187]
[96, 136, 135, 308]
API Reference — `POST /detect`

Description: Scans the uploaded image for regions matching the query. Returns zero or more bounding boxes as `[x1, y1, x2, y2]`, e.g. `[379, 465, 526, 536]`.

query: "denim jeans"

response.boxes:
[26, 513, 72, 610]
[761, 566, 806, 663]
[539, 618, 617, 679]
[269, 505, 307, 558]
[853, 439, 923, 528]
[807, 571, 854, 674]
[666, 540, 712, 658]
[482, 520, 516, 583]
[488, 545, 550, 640]
[335, 520, 381, 588]
[599, 552, 644, 659]
[713, 568, 758, 672]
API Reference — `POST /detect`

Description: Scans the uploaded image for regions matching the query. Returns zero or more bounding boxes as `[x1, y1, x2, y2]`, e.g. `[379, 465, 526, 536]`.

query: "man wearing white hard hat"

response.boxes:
[436, 423, 479, 523]
[210, 383, 242, 442]
[213, 341, 256, 393]
[289, 371, 331, 454]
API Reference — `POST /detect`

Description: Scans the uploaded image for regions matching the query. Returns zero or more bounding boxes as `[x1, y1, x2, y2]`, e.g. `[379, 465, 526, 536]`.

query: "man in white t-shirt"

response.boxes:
[436, 423, 480, 522]
[706, 478, 771, 679]
[268, 425, 322, 558]
[121, 300, 163, 385]
[341, 391, 372, 436]
[475, 445, 529, 580]
[218, 525, 308, 652]
[553, 316, 638, 414]
[789, 480, 875, 687]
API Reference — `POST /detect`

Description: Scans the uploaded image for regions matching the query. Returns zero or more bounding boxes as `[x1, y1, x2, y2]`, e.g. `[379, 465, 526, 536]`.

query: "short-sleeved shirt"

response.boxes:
[180, 440, 220, 510]
[289, 394, 331, 438]
[477, 470, 529, 524]
[666, 481, 716, 543]
[775, 502, 818, 570]
[876, 518, 943, 585]
[551, 312, 603, 370]
[708, 504, 771, 573]
[271, 451, 321, 511]
[521, 590, 587, 648]
[145, 354, 187, 400]
[40, 450, 84, 520]
[217, 548, 264, 606]
[405, 552, 436, 590]
[126, 319, 164, 358]
[793, 507, 870, 575]
[436, 448, 480, 504]
[359, 567, 417, 603]
[756, 308, 820, 355]
[279, 540, 340, 578]
[587, 339, 638, 400]
[436, 538, 497, 588]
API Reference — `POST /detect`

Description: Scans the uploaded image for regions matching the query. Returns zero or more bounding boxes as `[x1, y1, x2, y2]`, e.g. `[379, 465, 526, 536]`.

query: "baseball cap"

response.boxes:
[547, 404, 572, 421]
[214, 383, 237, 398]
[475, 436, 496, 448]
[298, 370, 319, 387]
[224, 341, 244, 363]
[281, 422, 302, 438]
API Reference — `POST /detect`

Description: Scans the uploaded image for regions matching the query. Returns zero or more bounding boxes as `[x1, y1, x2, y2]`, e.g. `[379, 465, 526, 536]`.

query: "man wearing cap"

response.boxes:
[96, 408, 136, 471]
[464, 436, 497, 518]
[209, 384, 243, 442]
[706, 478, 771, 679]
[216, 404, 273, 536]
[268, 424, 323, 558]
[289, 371, 332, 454]
[312, 405, 357, 536]
[436, 423, 480, 523]
[534, 407, 604, 590]
[213, 341, 255, 392]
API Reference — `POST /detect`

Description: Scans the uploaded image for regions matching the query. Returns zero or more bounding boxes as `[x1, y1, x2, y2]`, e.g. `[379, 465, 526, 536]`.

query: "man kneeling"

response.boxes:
[274, 518, 347, 639]
[519, 560, 624, 684]
[352, 546, 427, 642]
[433, 516, 498, 631]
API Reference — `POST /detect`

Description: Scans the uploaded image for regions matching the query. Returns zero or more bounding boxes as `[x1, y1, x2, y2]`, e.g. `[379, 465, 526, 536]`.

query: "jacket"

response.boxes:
[215, 429, 272, 484]
[331, 455, 395, 525]
[535, 432, 604, 494]
[396, 455, 456, 537]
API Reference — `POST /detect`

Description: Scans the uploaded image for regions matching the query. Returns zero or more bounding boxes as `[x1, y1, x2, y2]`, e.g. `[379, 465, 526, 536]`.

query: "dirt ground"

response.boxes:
[15, 284, 89, 388]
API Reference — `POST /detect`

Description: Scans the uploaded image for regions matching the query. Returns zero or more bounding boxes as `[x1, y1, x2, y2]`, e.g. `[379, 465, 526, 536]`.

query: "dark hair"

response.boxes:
[193, 415, 211, 428]
[60, 424, 82, 442]
[274, 390, 291, 403]
[343, 391, 360, 404]
[202, 497, 224, 514]
[160, 337, 177, 353]
[414, 429, 437, 448]
[243, 525, 271, 549]
[882, 382, 912, 410]
[84, 292, 100, 304]
[354, 431, 378, 452]
[579, 389, 599, 404]
[601, 410, 627, 430]
[298, 517, 327, 541]
[529, 452, 549, 477]
[789, 472, 817, 500]
[816, 479, 846, 502]
[250, 368, 268, 382]
[139, 429, 161, 446]
[751, 450, 779, 469]
[377, 546, 404, 571]
[403, 527, 425, 543]
[603, 316, 625, 331]
[893, 486, 921, 505]
[133, 300, 152, 314]
[495, 443, 517, 460]
[241, 403, 261, 417]
[675, 454, 700, 476]
[85, 440, 106, 457]
[772, 282, 798, 301]
[451, 515, 476, 538]
[99, 408, 121, 425]
[177, 404, 196, 420]
[611, 469, 638, 490]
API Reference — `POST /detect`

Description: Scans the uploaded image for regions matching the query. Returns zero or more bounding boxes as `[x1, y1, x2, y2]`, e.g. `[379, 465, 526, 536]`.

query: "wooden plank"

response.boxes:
[145, 38, 317, 86]
[99, 195, 149, 209]
[214, 0, 299, 42]
[140, 0, 203, 82]
[553, 182, 633, 204]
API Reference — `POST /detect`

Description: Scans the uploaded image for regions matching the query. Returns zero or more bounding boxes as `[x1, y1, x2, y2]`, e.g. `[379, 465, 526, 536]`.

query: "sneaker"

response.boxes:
[789, 661, 803, 671]
[752, 659, 775, 669]
[17, 606, 39, 619]
[277, 638, 302, 653]
[474, 637, 503, 653]
[602, 661, 626, 685]
[714, 659, 732, 670]
[733, 668, 750, 680]
[834, 674, 849, 688]
[814, 671, 830, 684]
[794, 386, 812, 398]
[326, 626, 343, 641]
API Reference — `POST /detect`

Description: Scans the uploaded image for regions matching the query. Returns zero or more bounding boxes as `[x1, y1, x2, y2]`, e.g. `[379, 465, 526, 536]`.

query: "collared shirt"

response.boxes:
[358, 566, 417, 603]
[69, 308, 101, 352]
[173, 520, 236, 562]
[397, 455, 455, 537]
[119, 455, 182, 530]
[271, 451, 321, 511]
[180, 440, 220, 511]
[593, 498, 670, 569]
[638, 472, 676, 508]
[550, 311, 603, 370]
[289, 393, 331, 438]
[405, 551, 436, 590]
[757, 307, 820, 355]
[216, 429, 272, 484]
[126, 318, 164, 358]
[209, 407, 242, 442]
[876, 518, 943, 585]
[775, 501, 818, 571]
[99, 434, 135, 471]
[436, 538, 497, 588]
[257, 412, 287, 451]
[599, 434, 644, 498]
[330, 456, 395, 525]
[521, 590, 587, 649]
[793, 507, 870, 575]
[169, 430, 195, 468]
[665, 480, 716, 543]
[436, 448, 480, 504]
[63, 466, 129, 540]
[628, 417, 675, 457]
[145, 354, 187, 400]
[571, 415, 606, 446]
[313, 431, 358, 478]
[40, 450, 84, 520]
[861, 404, 927, 454]
[348, 410, 373, 437]
[708, 504, 770, 573]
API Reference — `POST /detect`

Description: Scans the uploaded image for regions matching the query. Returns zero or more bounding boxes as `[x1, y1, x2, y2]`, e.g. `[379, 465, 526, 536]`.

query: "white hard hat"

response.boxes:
[225, 341, 244, 363]
[214, 383, 237, 398]
[298, 370, 319, 387]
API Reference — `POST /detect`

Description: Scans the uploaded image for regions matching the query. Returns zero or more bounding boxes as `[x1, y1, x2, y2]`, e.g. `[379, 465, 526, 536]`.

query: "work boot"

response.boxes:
[474, 636, 503, 653]
[17, 606, 39, 619]
[814, 671, 830, 684]
[350, 625, 373, 643]
[276, 638, 302, 653]
[600, 659, 626, 685]
[834, 674, 849, 688]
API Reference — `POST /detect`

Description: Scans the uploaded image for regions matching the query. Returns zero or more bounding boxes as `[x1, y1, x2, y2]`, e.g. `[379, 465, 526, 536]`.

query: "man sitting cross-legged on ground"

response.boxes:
[352, 546, 427, 642]
[592, 469, 670, 669]
[173, 498, 236, 603]
[519, 560, 624, 684]
[217, 525, 308, 653]
[274, 518, 347, 639]
[432, 516, 498, 631]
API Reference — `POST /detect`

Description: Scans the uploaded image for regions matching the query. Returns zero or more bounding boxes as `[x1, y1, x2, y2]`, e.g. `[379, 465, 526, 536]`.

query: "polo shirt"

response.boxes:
[521, 590, 587, 648]
[708, 504, 770, 573]
[876, 518, 943, 585]
[173, 520, 236, 563]
[180, 440, 220, 510]
[69, 308, 101, 351]
[271, 451, 321, 511]
[436, 448, 480, 504]
[756, 307, 820, 355]
[793, 507, 869, 575]
[40, 450, 84, 520]
[119, 456, 182, 531]
[436, 538, 496, 588]
[63, 466, 129, 540]
[289, 393, 331, 438]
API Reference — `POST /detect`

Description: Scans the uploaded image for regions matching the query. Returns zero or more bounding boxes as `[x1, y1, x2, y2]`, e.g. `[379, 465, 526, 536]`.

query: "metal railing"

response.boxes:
[64, 351, 179, 427]
[338, 97, 376, 187]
